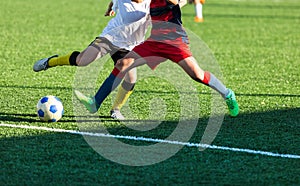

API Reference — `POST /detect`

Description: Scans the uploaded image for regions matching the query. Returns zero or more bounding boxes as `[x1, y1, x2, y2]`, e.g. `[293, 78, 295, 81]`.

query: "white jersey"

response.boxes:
[100, 0, 151, 50]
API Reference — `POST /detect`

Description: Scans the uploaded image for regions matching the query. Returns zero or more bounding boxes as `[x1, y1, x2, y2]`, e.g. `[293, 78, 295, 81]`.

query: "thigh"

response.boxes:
[178, 56, 204, 80]
[77, 46, 102, 66]
[116, 50, 148, 71]
[133, 41, 167, 70]
[162, 39, 192, 63]
[77, 37, 116, 66]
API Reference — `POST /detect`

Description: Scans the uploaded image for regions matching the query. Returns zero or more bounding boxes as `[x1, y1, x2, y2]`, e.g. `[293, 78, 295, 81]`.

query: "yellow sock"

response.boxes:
[112, 86, 133, 110]
[48, 53, 73, 67]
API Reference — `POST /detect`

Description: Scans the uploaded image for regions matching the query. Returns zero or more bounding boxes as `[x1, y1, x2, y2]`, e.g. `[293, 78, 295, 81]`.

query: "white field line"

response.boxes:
[1, 123, 300, 159]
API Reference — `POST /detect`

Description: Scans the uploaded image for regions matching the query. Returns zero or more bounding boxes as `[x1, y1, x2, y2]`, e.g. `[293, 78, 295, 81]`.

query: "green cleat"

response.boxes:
[74, 90, 98, 114]
[225, 89, 239, 117]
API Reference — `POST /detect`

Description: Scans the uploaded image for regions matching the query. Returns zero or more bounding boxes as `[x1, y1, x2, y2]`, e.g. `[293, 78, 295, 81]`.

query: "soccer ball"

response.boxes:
[37, 95, 64, 122]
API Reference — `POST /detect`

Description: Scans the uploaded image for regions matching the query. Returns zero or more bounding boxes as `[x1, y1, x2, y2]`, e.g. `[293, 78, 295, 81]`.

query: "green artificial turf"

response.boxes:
[0, 0, 299, 185]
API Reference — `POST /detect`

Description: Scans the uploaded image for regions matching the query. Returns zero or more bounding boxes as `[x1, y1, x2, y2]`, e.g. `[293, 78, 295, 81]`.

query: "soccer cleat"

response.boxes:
[74, 90, 98, 114]
[225, 89, 239, 117]
[110, 109, 125, 120]
[33, 55, 58, 72]
[194, 16, 204, 23]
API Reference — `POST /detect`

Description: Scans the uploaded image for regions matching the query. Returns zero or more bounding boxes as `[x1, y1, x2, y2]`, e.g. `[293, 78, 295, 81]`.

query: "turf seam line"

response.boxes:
[1, 123, 299, 159]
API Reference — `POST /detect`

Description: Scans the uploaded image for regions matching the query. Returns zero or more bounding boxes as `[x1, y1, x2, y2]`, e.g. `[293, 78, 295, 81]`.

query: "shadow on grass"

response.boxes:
[0, 113, 39, 123]
[0, 102, 299, 124]
[0, 85, 72, 91]
[0, 112, 167, 123]
[0, 108, 299, 185]
[0, 108, 299, 147]
[1, 83, 300, 98]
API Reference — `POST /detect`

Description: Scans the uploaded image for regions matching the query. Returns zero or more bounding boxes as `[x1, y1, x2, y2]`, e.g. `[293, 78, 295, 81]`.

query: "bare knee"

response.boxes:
[115, 58, 134, 71]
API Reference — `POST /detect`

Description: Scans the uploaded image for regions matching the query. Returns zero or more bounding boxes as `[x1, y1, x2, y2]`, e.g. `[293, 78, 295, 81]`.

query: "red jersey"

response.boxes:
[132, 0, 192, 69]
[149, 0, 189, 43]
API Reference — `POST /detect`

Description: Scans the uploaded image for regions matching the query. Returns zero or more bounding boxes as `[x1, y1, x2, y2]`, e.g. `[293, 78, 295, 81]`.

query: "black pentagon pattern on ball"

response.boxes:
[38, 109, 45, 117]
[41, 96, 49, 104]
[49, 105, 58, 114]
[50, 118, 57, 122]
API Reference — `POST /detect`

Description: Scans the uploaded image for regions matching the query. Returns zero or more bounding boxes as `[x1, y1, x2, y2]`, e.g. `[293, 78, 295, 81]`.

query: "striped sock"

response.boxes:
[202, 71, 229, 98]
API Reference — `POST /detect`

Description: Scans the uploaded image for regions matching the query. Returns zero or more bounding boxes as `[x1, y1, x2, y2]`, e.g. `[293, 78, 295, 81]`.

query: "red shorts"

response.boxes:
[132, 38, 192, 70]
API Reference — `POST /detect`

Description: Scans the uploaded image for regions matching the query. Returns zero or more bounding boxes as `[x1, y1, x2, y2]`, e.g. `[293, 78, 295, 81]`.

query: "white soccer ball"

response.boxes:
[37, 95, 64, 122]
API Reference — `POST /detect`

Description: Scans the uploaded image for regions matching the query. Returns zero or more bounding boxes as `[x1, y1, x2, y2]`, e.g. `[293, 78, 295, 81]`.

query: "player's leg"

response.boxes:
[76, 37, 116, 66]
[75, 46, 102, 66]
[46, 46, 101, 68]
[178, 56, 239, 116]
[33, 51, 77, 72]
[194, 0, 204, 23]
[75, 51, 146, 112]
[178, 57, 228, 97]
[33, 37, 109, 72]
[110, 68, 137, 120]
[76, 40, 156, 113]
[109, 49, 137, 119]
[93, 52, 146, 109]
